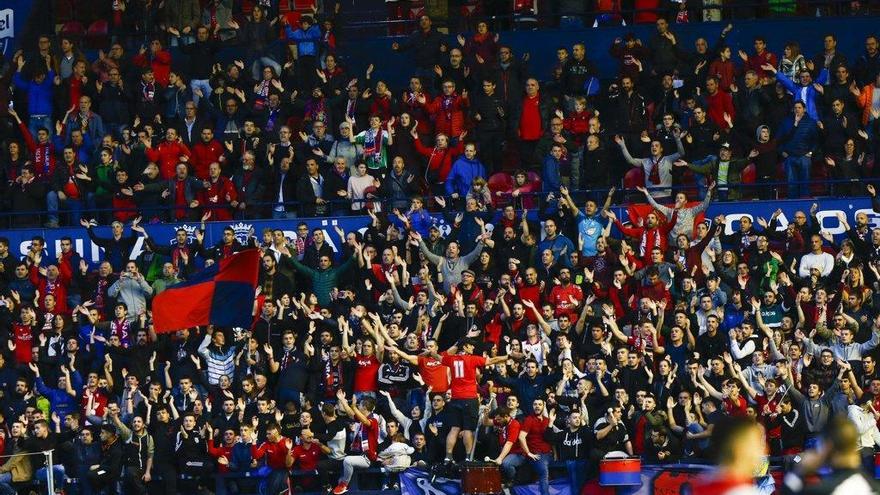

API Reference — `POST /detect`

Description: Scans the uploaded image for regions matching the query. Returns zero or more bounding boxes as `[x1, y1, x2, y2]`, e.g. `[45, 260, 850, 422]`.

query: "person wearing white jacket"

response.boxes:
[847, 400, 880, 469]
[378, 434, 415, 491]
[798, 235, 835, 278]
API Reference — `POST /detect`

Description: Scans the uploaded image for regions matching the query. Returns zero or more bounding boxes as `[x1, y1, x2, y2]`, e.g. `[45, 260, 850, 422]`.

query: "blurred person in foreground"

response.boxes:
[691, 416, 765, 494]
[782, 415, 880, 495]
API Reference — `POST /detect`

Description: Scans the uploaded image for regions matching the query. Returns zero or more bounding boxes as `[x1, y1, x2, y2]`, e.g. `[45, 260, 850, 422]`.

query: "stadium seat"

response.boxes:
[85, 19, 109, 49]
[741, 163, 756, 199]
[488, 172, 514, 206]
[60, 21, 86, 39]
[527, 171, 542, 191]
[623, 167, 645, 190]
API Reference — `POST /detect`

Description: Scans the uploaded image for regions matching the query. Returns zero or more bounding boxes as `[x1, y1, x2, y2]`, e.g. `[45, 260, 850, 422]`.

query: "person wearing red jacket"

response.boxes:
[333, 392, 379, 495]
[132, 39, 173, 86]
[16, 117, 56, 181]
[206, 425, 235, 474]
[190, 128, 227, 179]
[56, 238, 82, 307]
[287, 429, 322, 491]
[420, 80, 468, 138]
[739, 37, 778, 80]
[704, 76, 735, 129]
[29, 264, 70, 315]
[198, 162, 237, 221]
[145, 128, 192, 179]
[251, 423, 292, 495]
[608, 209, 678, 266]
[412, 131, 465, 185]
[549, 267, 584, 323]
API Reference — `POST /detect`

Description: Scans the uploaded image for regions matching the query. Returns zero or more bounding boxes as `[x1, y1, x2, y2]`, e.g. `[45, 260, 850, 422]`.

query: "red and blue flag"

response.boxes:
[152, 249, 260, 333]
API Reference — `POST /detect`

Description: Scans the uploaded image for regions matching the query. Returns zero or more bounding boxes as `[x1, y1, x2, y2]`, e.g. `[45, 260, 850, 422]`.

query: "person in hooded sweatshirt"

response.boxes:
[444, 143, 486, 207]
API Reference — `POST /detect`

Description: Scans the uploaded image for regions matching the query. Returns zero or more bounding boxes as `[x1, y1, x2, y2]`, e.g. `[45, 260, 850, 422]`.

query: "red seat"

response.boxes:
[527, 171, 542, 191]
[292, 0, 316, 11]
[741, 163, 756, 199]
[60, 21, 85, 38]
[85, 19, 109, 49]
[623, 167, 645, 189]
[488, 172, 513, 192]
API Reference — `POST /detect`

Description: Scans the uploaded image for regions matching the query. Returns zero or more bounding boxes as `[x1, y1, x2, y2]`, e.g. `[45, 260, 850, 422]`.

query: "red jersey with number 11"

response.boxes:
[442, 354, 486, 399]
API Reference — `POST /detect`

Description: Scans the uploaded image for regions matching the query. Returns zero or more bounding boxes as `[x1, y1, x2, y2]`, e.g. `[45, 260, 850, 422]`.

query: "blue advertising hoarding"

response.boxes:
[0, 197, 874, 265]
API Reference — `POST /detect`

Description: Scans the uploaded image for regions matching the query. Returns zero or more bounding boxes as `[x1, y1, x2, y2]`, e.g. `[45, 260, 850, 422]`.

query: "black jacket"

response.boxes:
[395, 29, 447, 70]
[295, 173, 328, 217]
[470, 91, 508, 134]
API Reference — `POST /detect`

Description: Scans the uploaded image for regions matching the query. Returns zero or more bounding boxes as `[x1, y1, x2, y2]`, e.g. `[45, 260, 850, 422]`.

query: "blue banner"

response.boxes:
[400, 468, 571, 495]
[0, 197, 874, 266]
[0, 0, 39, 58]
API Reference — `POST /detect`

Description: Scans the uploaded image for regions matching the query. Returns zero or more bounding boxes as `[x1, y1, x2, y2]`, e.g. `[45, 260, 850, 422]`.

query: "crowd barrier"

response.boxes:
[0, 197, 872, 264]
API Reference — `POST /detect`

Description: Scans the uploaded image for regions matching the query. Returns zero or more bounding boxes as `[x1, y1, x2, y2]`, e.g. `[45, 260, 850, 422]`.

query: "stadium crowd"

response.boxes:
[3, 1, 880, 495]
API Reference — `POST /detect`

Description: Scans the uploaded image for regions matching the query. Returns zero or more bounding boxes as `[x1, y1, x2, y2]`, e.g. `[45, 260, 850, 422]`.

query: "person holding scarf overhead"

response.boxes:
[349, 115, 394, 173]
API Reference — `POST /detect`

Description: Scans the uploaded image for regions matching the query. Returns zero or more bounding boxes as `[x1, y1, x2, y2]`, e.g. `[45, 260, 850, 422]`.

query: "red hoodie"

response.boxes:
[190, 140, 227, 179]
[146, 141, 191, 179]
[207, 439, 235, 473]
[423, 93, 468, 137]
[29, 266, 69, 314]
[132, 50, 172, 86]
[251, 437, 291, 470]
[413, 139, 464, 183]
[19, 122, 56, 180]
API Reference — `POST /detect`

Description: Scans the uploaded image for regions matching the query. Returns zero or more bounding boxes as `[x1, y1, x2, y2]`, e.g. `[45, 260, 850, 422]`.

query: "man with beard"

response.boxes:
[606, 209, 678, 266]
[549, 267, 583, 323]
[498, 399, 552, 495]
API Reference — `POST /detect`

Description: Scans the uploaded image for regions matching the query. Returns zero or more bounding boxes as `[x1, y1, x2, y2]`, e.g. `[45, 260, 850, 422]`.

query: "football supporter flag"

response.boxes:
[152, 249, 260, 333]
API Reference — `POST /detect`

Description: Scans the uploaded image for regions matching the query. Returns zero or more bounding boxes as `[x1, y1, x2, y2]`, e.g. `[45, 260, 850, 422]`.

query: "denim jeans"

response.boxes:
[272, 209, 296, 219]
[689, 155, 715, 199]
[47, 190, 60, 224]
[53, 192, 95, 226]
[0, 472, 14, 495]
[501, 453, 551, 495]
[29, 114, 53, 138]
[190, 79, 212, 105]
[565, 460, 587, 494]
[785, 155, 812, 198]
[36, 464, 66, 487]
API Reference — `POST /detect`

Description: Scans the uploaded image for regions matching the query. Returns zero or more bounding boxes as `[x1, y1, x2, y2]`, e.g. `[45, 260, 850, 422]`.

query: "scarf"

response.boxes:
[110, 319, 131, 348]
[141, 81, 155, 102]
[649, 156, 661, 184]
[95, 278, 109, 310]
[305, 98, 327, 123]
[171, 245, 190, 271]
[323, 359, 342, 398]
[363, 128, 383, 160]
[254, 80, 271, 110]
[441, 94, 456, 121]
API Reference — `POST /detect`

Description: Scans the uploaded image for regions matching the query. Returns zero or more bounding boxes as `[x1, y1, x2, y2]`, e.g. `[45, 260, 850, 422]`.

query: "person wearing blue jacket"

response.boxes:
[11, 55, 55, 138]
[285, 16, 322, 90]
[444, 143, 486, 200]
[764, 62, 828, 120]
[30, 362, 83, 419]
[777, 101, 820, 199]
[541, 143, 565, 195]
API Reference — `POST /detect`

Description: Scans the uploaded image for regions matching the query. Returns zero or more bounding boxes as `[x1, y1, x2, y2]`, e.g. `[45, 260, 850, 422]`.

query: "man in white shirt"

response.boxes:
[798, 234, 835, 278]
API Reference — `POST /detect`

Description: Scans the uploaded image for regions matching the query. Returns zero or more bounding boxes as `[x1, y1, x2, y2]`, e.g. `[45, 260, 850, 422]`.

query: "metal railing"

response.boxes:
[0, 177, 869, 228]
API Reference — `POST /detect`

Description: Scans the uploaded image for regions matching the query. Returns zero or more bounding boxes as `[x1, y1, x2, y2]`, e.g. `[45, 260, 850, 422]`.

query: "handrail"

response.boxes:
[0, 177, 867, 225]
